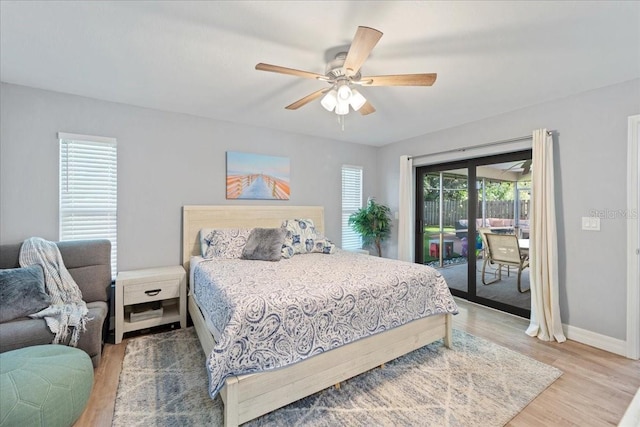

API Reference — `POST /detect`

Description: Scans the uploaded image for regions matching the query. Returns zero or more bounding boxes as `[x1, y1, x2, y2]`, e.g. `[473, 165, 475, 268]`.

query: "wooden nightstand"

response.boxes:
[114, 266, 187, 344]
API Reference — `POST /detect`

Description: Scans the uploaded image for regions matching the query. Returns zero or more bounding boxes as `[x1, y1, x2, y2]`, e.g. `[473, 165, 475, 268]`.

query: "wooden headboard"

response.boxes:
[182, 205, 325, 273]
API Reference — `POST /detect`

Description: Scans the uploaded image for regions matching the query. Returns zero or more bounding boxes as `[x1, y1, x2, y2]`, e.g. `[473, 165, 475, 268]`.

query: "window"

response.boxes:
[59, 132, 117, 276]
[341, 165, 362, 250]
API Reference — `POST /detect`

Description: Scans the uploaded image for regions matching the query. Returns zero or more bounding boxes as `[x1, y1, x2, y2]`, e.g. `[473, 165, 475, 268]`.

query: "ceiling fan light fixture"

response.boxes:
[320, 89, 338, 111]
[335, 99, 350, 115]
[337, 83, 352, 102]
[349, 89, 366, 111]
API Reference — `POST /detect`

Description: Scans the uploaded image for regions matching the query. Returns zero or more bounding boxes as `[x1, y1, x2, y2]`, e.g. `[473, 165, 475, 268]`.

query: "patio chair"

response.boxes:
[477, 226, 491, 259]
[481, 232, 530, 293]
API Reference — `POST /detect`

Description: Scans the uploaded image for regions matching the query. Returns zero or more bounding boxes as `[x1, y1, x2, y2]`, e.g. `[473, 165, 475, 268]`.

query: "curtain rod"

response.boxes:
[407, 130, 554, 161]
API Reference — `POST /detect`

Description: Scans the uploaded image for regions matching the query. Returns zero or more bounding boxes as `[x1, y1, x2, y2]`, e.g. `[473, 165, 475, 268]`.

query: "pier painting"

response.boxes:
[226, 151, 290, 200]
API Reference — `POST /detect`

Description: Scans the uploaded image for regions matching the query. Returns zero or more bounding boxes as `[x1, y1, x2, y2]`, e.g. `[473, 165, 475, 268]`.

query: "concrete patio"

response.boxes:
[435, 258, 531, 311]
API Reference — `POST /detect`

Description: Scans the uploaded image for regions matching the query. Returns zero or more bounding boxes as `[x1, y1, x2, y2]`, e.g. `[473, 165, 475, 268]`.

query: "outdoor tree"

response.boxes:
[423, 173, 468, 201]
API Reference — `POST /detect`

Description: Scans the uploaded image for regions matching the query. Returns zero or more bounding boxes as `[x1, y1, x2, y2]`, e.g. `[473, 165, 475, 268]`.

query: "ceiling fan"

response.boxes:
[255, 26, 437, 117]
[501, 159, 532, 176]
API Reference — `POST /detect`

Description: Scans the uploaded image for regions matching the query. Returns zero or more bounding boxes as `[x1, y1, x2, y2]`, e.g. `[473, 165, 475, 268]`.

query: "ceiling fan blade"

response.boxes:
[343, 26, 383, 77]
[360, 73, 437, 86]
[285, 88, 329, 110]
[256, 63, 325, 80]
[359, 101, 376, 116]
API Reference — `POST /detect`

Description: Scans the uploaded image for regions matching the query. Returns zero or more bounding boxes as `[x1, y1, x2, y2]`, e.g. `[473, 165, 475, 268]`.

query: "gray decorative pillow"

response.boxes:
[242, 228, 287, 262]
[0, 265, 50, 323]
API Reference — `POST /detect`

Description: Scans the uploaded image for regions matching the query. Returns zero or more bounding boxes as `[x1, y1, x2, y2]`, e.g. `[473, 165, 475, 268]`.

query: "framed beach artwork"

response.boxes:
[226, 151, 290, 200]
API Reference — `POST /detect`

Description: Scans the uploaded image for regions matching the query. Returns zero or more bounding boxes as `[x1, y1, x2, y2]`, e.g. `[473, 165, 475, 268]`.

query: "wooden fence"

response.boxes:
[424, 200, 530, 227]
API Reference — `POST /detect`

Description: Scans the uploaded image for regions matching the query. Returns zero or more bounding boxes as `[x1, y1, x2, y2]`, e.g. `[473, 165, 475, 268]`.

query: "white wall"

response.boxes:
[3, 79, 639, 346]
[0, 83, 378, 271]
[376, 78, 640, 342]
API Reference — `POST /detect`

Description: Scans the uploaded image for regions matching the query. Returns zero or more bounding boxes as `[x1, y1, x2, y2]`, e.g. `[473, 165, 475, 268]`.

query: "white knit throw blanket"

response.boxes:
[19, 237, 89, 346]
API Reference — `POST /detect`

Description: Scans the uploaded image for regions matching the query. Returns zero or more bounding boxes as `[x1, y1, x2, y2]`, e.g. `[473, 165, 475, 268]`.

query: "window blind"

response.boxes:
[59, 133, 117, 277]
[341, 165, 363, 251]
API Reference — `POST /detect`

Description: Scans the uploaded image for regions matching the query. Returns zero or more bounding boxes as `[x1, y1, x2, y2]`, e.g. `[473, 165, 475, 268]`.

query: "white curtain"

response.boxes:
[526, 129, 566, 342]
[398, 155, 414, 262]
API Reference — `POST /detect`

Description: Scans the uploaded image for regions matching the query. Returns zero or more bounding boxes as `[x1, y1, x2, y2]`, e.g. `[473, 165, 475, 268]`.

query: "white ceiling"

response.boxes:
[1, 1, 639, 146]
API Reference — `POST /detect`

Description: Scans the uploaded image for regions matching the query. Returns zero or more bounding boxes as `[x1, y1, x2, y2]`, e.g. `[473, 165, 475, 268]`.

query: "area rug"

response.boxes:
[112, 327, 561, 426]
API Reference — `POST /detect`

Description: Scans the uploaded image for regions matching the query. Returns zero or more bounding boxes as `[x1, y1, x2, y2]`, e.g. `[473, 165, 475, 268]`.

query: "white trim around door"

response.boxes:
[627, 114, 640, 360]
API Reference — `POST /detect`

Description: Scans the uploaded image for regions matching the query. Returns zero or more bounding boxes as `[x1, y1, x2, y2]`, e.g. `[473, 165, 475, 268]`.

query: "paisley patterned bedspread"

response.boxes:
[192, 249, 458, 397]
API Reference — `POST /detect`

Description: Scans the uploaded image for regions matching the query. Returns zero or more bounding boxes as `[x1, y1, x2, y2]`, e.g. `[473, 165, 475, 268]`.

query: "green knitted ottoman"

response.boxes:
[0, 345, 94, 427]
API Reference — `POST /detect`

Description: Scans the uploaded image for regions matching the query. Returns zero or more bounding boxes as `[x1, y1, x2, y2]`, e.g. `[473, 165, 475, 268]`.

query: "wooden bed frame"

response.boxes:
[182, 205, 453, 427]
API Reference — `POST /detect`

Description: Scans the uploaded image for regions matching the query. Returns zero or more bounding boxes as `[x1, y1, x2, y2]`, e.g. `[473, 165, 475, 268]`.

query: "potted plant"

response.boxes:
[349, 198, 392, 257]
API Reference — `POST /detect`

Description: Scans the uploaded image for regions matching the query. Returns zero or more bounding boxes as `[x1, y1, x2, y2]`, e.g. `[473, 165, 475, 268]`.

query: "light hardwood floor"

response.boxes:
[74, 298, 640, 426]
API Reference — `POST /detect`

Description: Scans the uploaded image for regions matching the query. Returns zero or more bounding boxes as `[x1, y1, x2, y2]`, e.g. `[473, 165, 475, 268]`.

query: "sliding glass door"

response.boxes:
[416, 150, 532, 318]
[416, 162, 470, 292]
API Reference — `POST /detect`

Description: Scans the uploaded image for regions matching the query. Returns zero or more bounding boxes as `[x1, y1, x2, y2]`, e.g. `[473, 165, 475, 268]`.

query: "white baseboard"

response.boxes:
[457, 297, 630, 357]
[563, 324, 627, 357]
[619, 387, 640, 427]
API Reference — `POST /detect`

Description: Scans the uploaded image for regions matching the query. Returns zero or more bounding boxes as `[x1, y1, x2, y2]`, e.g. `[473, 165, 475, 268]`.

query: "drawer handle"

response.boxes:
[144, 289, 162, 297]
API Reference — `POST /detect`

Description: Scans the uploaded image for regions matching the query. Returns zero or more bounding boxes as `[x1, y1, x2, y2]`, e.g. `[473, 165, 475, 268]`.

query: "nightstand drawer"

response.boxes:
[124, 278, 180, 305]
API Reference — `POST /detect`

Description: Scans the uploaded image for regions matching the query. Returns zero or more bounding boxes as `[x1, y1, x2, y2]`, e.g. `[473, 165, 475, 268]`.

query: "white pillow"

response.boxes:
[309, 238, 336, 254]
[200, 228, 252, 259]
[281, 219, 323, 256]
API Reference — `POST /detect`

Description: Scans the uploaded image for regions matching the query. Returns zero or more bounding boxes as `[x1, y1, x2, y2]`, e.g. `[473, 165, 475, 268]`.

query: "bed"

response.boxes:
[182, 205, 458, 427]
